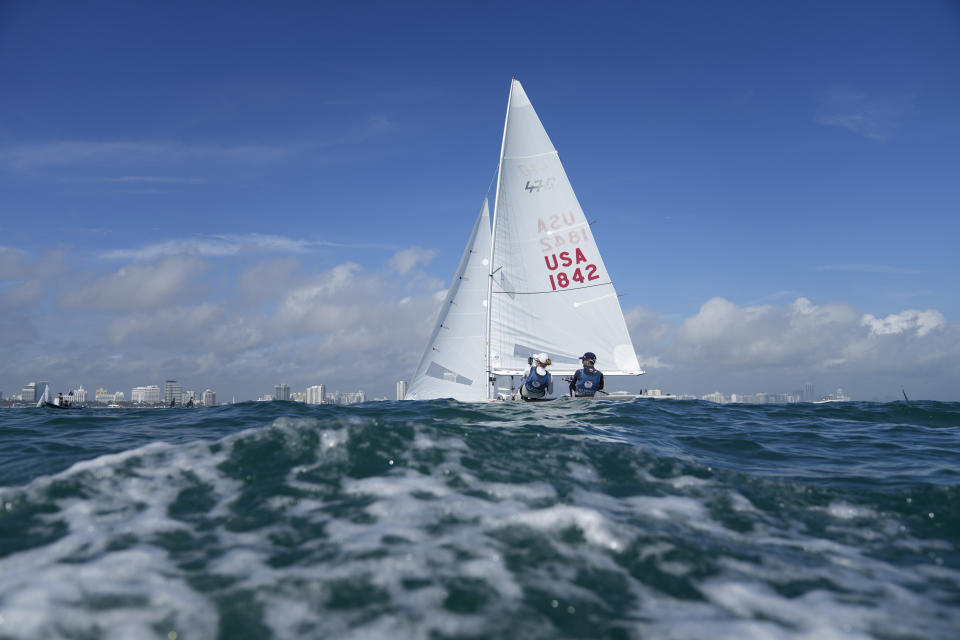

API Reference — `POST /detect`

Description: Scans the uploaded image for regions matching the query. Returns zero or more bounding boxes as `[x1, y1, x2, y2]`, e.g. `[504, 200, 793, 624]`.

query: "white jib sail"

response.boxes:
[36, 385, 50, 407]
[406, 199, 492, 401]
[488, 80, 643, 377]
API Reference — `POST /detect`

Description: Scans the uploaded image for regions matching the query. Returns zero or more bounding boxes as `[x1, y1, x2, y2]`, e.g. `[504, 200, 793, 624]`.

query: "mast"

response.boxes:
[486, 79, 514, 399]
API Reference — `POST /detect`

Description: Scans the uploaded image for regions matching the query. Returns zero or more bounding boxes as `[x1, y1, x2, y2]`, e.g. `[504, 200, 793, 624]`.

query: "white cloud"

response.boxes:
[0, 246, 27, 275]
[107, 303, 222, 345]
[862, 309, 946, 337]
[3, 238, 958, 400]
[0, 249, 67, 309]
[238, 257, 302, 303]
[645, 296, 960, 399]
[671, 297, 858, 367]
[100, 234, 381, 261]
[816, 89, 910, 142]
[388, 246, 437, 275]
[60, 256, 205, 310]
[0, 140, 294, 171]
[624, 306, 670, 350]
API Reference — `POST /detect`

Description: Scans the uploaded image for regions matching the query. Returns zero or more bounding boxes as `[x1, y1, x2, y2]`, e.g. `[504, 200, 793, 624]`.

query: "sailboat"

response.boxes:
[408, 80, 643, 401]
[37, 385, 83, 410]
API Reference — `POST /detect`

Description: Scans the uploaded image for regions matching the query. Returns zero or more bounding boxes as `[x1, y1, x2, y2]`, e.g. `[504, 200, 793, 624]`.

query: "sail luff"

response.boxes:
[486, 79, 515, 399]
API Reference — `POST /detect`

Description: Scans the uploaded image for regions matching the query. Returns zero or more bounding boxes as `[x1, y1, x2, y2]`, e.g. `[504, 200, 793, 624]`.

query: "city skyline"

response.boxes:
[2, 2, 958, 400]
[4, 373, 869, 406]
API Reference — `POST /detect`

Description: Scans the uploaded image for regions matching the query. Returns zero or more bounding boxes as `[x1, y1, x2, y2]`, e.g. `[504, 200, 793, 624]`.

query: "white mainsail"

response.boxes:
[406, 199, 492, 401]
[486, 80, 643, 380]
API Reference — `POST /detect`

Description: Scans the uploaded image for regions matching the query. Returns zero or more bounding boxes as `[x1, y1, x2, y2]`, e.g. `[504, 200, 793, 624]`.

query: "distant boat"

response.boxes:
[407, 80, 643, 401]
[814, 388, 851, 404]
[36, 385, 83, 410]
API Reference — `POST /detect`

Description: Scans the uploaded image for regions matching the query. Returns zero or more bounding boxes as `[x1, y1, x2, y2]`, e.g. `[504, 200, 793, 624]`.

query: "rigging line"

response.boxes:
[485, 165, 499, 203]
[491, 281, 613, 295]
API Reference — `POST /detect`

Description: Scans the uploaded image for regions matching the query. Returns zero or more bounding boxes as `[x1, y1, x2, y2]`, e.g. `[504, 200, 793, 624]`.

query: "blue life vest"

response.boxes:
[575, 368, 602, 397]
[523, 366, 551, 397]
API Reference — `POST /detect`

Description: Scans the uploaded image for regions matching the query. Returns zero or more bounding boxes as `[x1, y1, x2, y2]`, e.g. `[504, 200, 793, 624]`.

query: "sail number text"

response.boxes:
[525, 177, 555, 192]
[544, 249, 600, 290]
[538, 212, 588, 251]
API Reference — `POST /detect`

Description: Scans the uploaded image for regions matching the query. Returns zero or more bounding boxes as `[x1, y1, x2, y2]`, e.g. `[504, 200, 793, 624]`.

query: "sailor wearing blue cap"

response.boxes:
[569, 352, 604, 397]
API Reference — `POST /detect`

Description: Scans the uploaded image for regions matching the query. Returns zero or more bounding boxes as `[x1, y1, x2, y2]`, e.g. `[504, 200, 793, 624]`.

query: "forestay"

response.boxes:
[487, 80, 642, 377]
[406, 199, 492, 401]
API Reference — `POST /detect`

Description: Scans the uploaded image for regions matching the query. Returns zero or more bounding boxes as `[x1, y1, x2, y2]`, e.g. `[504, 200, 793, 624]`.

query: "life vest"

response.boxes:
[523, 366, 551, 398]
[575, 368, 602, 397]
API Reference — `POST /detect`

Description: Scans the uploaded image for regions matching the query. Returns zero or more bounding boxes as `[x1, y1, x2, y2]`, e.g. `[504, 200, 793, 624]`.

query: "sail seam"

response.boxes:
[504, 151, 558, 160]
[492, 282, 613, 295]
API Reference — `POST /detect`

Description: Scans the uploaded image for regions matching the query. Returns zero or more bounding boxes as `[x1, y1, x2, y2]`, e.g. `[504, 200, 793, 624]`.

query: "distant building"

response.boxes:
[396, 380, 407, 401]
[275, 383, 290, 401]
[291, 392, 306, 402]
[306, 385, 325, 405]
[803, 382, 815, 403]
[702, 391, 729, 404]
[334, 390, 365, 405]
[132, 385, 161, 404]
[72, 386, 88, 404]
[202, 389, 216, 406]
[22, 382, 38, 404]
[164, 380, 182, 406]
[95, 387, 113, 403]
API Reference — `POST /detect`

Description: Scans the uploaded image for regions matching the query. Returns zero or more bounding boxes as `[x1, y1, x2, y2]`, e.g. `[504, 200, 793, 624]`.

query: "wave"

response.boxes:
[1, 400, 958, 638]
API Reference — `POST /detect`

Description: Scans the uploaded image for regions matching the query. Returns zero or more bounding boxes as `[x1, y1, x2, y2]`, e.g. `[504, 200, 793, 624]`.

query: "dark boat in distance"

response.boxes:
[36, 386, 84, 410]
[41, 401, 83, 410]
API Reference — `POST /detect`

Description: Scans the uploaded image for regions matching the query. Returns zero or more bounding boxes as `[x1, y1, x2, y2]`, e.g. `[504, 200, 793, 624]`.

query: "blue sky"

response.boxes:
[2, 0, 959, 400]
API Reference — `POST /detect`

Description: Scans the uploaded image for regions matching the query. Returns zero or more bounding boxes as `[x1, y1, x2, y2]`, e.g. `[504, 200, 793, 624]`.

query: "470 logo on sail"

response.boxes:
[544, 249, 600, 290]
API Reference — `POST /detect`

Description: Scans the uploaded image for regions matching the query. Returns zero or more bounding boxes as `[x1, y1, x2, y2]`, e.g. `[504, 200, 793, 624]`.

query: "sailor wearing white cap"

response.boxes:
[519, 353, 553, 401]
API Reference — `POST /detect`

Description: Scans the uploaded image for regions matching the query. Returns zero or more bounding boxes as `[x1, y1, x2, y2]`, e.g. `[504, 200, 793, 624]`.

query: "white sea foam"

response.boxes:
[3, 413, 959, 640]
[825, 501, 877, 520]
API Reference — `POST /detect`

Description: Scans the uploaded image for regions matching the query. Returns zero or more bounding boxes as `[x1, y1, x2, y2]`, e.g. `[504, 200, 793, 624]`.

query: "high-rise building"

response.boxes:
[95, 387, 112, 403]
[306, 385, 325, 405]
[396, 380, 407, 401]
[202, 389, 216, 406]
[132, 385, 161, 404]
[275, 383, 290, 401]
[72, 386, 87, 404]
[21, 382, 37, 403]
[164, 380, 182, 406]
[803, 382, 815, 403]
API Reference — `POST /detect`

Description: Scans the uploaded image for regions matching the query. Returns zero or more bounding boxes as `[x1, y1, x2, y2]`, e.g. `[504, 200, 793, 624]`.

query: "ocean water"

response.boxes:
[1, 400, 958, 640]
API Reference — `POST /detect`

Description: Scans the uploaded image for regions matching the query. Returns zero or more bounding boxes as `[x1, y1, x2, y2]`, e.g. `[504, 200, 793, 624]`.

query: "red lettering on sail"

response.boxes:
[575, 248, 587, 264]
[544, 254, 559, 270]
